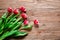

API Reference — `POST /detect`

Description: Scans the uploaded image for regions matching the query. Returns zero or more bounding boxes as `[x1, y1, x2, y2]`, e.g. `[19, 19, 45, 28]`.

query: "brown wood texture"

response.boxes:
[0, 0, 60, 40]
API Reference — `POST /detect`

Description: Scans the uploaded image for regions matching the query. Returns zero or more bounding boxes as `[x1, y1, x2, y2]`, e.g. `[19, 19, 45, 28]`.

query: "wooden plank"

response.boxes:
[0, 0, 60, 40]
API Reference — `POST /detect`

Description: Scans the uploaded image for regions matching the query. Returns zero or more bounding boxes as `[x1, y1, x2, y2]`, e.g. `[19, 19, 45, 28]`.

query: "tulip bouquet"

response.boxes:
[0, 6, 39, 40]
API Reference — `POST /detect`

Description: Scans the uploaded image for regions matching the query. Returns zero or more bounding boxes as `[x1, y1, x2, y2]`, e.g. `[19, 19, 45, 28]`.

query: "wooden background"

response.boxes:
[0, 0, 60, 40]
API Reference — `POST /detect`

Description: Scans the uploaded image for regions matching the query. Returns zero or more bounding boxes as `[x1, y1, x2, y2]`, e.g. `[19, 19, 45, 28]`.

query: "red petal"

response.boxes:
[19, 6, 26, 13]
[21, 13, 28, 19]
[13, 9, 19, 14]
[7, 7, 13, 13]
[24, 20, 28, 25]
[34, 19, 39, 25]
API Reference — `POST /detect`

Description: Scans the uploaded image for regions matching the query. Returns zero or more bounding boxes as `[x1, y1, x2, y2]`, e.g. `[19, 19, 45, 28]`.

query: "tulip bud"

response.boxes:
[21, 13, 28, 19]
[7, 7, 13, 13]
[24, 20, 28, 25]
[13, 9, 19, 15]
[34, 19, 39, 25]
[19, 6, 26, 13]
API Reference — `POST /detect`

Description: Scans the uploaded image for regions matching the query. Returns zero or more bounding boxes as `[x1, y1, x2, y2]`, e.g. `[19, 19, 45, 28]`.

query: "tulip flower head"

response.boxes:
[21, 13, 28, 19]
[24, 20, 29, 25]
[13, 9, 19, 15]
[34, 19, 39, 25]
[19, 6, 26, 13]
[7, 7, 13, 13]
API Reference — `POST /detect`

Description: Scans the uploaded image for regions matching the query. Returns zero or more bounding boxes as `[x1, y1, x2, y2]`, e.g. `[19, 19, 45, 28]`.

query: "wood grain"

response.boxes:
[0, 0, 60, 40]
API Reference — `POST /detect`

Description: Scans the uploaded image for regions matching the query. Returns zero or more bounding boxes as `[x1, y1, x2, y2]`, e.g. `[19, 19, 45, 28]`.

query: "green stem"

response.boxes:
[6, 13, 14, 22]
[6, 12, 20, 23]
[0, 30, 17, 40]
[0, 31, 9, 40]
[13, 31, 28, 37]
[2, 12, 8, 19]
[0, 39, 3, 40]
[21, 22, 33, 30]
[0, 18, 2, 26]
[12, 20, 23, 30]
[6, 14, 19, 26]
[9, 17, 22, 28]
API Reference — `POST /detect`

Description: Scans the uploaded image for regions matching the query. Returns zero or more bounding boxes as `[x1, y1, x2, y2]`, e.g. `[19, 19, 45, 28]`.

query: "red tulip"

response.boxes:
[24, 20, 29, 25]
[7, 7, 13, 13]
[13, 9, 19, 14]
[19, 6, 26, 13]
[34, 19, 39, 25]
[21, 13, 28, 19]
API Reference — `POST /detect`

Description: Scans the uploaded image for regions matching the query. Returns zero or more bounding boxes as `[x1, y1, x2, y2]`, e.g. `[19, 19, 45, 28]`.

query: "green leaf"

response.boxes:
[6, 13, 20, 22]
[13, 31, 28, 37]
[0, 31, 3, 35]
[9, 18, 21, 28]
[0, 30, 18, 40]
[11, 18, 16, 22]
[0, 18, 2, 25]
[0, 23, 4, 35]
[2, 12, 8, 19]
[4, 22, 13, 29]
[11, 20, 23, 30]
[21, 24, 33, 30]
[6, 13, 14, 22]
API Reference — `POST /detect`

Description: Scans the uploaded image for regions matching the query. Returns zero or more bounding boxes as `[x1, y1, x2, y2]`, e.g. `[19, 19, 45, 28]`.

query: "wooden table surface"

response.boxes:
[0, 0, 60, 40]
